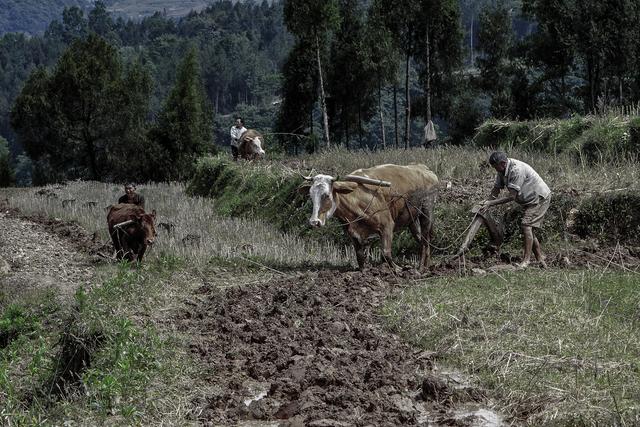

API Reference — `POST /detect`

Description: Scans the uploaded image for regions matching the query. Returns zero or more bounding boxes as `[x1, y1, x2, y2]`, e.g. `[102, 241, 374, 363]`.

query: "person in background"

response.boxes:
[230, 117, 247, 161]
[118, 183, 145, 209]
[477, 151, 551, 269]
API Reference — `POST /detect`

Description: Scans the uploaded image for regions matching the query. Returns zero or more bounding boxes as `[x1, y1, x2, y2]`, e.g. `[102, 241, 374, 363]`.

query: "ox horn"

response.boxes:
[296, 170, 315, 181]
[342, 175, 391, 187]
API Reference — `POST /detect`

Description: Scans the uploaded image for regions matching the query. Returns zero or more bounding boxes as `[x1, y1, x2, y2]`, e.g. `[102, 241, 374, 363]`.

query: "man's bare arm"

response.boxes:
[484, 188, 517, 207]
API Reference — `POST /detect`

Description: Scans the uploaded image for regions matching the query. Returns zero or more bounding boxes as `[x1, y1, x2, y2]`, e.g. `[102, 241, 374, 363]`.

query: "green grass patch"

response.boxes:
[187, 155, 346, 244]
[0, 262, 191, 425]
[474, 114, 638, 164]
[383, 270, 640, 424]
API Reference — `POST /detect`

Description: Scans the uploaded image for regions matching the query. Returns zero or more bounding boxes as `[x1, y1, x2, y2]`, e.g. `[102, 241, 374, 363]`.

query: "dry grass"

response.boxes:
[4, 181, 352, 269]
[295, 146, 640, 193]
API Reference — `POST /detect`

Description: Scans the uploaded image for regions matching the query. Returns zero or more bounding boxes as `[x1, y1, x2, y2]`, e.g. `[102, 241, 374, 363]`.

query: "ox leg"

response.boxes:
[418, 206, 435, 272]
[409, 219, 429, 271]
[353, 239, 367, 271]
[120, 238, 135, 262]
[110, 228, 122, 259]
[380, 226, 398, 270]
[137, 244, 147, 263]
[346, 227, 367, 270]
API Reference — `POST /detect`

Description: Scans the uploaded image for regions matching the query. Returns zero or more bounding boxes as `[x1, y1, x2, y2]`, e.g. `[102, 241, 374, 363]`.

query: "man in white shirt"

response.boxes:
[230, 117, 247, 161]
[477, 151, 551, 268]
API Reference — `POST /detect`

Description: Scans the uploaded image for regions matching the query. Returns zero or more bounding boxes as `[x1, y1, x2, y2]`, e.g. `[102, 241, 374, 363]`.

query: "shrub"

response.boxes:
[549, 115, 590, 153]
[0, 136, 15, 187]
[627, 117, 640, 157]
[573, 192, 640, 244]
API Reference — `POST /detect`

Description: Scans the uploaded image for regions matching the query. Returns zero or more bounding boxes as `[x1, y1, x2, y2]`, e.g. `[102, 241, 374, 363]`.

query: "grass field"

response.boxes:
[384, 269, 640, 425]
[2, 144, 640, 424]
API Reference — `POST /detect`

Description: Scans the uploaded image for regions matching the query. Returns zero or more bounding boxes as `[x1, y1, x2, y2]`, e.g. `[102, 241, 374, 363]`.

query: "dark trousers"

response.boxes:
[231, 145, 239, 161]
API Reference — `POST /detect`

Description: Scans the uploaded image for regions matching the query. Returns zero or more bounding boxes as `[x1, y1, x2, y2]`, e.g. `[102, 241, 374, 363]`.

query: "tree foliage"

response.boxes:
[0, 136, 15, 187]
[150, 47, 213, 181]
[10, 34, 152, 183]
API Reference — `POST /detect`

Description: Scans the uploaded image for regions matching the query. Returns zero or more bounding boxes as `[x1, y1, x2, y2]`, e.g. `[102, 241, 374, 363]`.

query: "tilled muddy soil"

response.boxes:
[182, 269, 492, 426]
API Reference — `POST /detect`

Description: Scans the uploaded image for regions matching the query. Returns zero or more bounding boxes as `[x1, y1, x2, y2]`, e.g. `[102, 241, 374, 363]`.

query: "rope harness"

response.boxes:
[320, 182, 478, 255]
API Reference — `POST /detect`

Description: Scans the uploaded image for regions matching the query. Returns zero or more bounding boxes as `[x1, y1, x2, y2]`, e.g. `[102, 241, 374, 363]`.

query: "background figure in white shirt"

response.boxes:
[476, 151, 551, 269]
[230, 117, 247, 161]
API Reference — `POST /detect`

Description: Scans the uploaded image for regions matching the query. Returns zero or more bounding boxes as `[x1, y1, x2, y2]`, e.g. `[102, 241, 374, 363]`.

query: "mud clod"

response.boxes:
[182, 269, 492, 425]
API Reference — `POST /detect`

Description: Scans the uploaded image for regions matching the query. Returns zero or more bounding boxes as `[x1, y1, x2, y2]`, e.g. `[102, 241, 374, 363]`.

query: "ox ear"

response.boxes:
[332, 182, 358, 194]
[297, 183, 312, 194]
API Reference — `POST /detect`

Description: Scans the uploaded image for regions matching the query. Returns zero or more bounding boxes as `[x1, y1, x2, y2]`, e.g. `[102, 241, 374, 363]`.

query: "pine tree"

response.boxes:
[151, 47, 213, 181]
[11, 35, 152, 183]
[327, 0, 376, 147]
[275, 39, 317, 153]
[283, 0, 340, 148]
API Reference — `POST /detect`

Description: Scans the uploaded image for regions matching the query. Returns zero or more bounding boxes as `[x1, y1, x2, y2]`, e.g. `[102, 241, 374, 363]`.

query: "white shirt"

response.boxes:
[230, 125, 247, 147]
[494, 158, 551, 205]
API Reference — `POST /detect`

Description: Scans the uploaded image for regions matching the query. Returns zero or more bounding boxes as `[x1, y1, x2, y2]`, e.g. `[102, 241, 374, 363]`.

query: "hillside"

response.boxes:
[0, 0, 229, 35]
[106, 0, 210, 20]
[0, 0, 92, 35]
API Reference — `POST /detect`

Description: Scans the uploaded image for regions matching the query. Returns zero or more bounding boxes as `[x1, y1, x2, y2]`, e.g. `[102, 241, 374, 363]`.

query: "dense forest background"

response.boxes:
[1, 0, 639, 186]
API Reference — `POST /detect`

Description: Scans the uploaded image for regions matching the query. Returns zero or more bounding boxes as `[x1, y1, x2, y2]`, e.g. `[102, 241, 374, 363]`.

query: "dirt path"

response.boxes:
[0, 211, 96, 301]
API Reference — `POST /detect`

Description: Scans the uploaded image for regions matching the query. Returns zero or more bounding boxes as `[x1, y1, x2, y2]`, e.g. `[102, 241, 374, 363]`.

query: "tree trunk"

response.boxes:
[315, 34, 331, 148]
[619, 75, 623, 104]
[85, 138, 99, 181]
[425, 29, 432, 125]
[588, 56, 595, 112]
[358, 105, 363, 147]
[404, 52, 411, 149]
[561, 74, 567, 114]
[469, 17, 474, 66]
[378, 81, 386, 149]
[424, 28, 433, 149]
[345, 109, 349, 147]
[393, 83, 399, 148]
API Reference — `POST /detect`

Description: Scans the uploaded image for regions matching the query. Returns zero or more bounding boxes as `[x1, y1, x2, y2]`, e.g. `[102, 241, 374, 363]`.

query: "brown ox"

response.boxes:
[238, 129, 266, 160]
[299, 164, 438, 271]
[107, 204, 157, 262]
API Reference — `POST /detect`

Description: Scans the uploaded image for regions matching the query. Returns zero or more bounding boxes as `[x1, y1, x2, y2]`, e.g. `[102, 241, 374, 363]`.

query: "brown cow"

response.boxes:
[238, 129, 266, 160]
[299, 164, 438, 271]
[107, 204, 157, 262]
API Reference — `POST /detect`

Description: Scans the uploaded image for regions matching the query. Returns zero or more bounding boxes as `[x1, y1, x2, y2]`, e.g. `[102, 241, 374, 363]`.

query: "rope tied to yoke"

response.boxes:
[319, 179, 479, 254]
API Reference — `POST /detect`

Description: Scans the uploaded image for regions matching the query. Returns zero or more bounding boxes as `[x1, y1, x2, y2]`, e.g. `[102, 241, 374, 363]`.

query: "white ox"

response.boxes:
[299, 164, 439, 271]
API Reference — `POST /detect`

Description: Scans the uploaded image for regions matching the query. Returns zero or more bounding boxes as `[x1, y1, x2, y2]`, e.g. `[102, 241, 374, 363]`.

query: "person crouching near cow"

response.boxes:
[230, 117, 247, 161]
[118, 183, 145, 209]
[476, 151, 551, 269]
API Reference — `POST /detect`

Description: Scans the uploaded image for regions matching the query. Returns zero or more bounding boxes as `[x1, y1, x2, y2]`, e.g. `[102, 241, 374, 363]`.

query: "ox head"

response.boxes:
[136, 209, 157, 245]
[298, 174, 357, 227]
[245, 136, 265, 158]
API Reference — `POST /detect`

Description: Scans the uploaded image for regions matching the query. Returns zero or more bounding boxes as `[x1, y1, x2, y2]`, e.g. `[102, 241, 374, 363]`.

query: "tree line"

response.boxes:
[2, 0, 640, 186]
[0, 0, 291, 185]
[276, 0, 640, 151]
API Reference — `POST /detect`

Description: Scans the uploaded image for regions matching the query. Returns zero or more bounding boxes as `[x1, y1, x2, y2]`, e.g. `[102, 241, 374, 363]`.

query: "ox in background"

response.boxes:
[237, 129, 266, 160]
